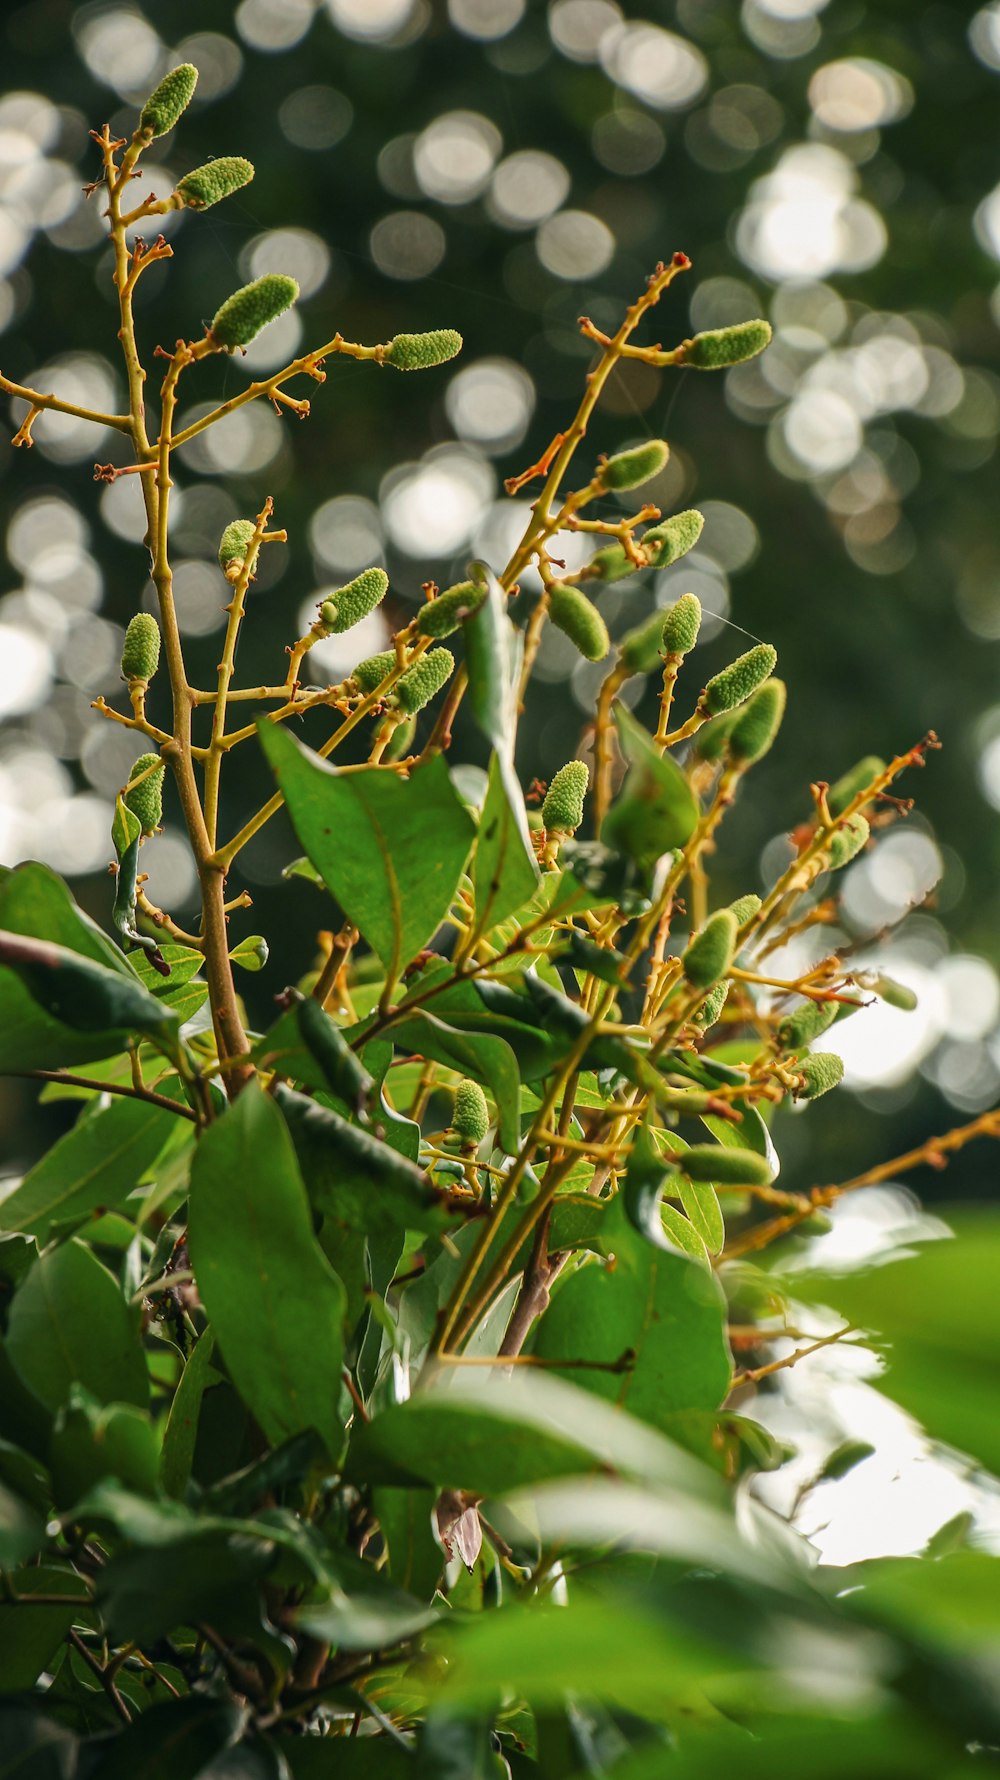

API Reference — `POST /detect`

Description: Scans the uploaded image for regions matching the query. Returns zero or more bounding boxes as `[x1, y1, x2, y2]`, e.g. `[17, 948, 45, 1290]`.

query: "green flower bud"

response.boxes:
[679, 319, 772, 370]
[619, 609, 668, 676]
[776, 999, 837, 1052]
[692, 709, 737, 762]
[453, 1078, 489, 1144]
[586, 509, 704, 583]
[139, 64, 198, 139]
[870, 973, 918, 1012]
[599, 439, 669, 491]
[542, 760, 589, 834]
[825, 814, 869, 871]
[120, 612, 160, 683]
[218, 518, 257, 578]
[385, 329, 462, 371]
[397, 647, 455, 714]
[728, 893, 761, 927]
[384, 712, 417, 762]
[828, 755, 885, 818]
[124, 753, 164, 836]
[661, 592, 702, 657]
[694, 979, 730, 1028]
[209, 275, 299, 350]
[703, 643, 777, 716]
[729, 677, 786, 764]
[682, 909, 737, 991]
[548, 584, 610, 661]
[176, 156, 254, 211]
[352, 651, 395, 695]
[681, 1145, 774, 1186]
[793, 1052, 844, 1101]
[415, 580, 486, 638]
[318, 567, 388, 635]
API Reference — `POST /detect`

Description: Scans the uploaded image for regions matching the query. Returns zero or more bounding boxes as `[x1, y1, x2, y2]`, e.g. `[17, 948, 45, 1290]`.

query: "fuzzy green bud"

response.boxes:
[599, 439, 669, 491]
[794, 1052, 844, 1101]
[728, 893, 761, 927]
[870, 973, 918, 1012]
[319, 567, 388, 635]
[682, 909, 737, 991]
[453, 1078, 489, 1144]
[692, 710, 737, 762]
[703, 644, 777, 716]
[776, 999, 838, 1052]
[139, 64, 198, 138]
[385, 329, 462, 371]
[825, 814, 869, 871]
[828, 755, 885, 818]
[415, 580, 486, 639]
[384, 713, 417, 762]
[176, 156, 254, 211]
[679, 319, 772, 370]
[729, 677, 786, 765]
[218, 519, 257, 578]
[587, 509, 704, 583]
[681, 1145, 774, 1187]
[542, 760, 589, 834]
[397, 648, 455, 714]
[694, 980, 730, 1028]
[352, 651, 395, 696]
[619, 610, 668, 676]
[548, 584, 610, 662]
[120, 612, 160, 684]
[660, 592, 702, 657]
[124, 753, 164, 837]
[209, 275, 299, 350]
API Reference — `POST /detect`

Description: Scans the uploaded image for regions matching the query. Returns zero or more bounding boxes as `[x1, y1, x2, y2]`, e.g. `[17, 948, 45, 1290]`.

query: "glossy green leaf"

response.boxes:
[388, 1007, 521, 1152]
[471, 751, 540, 944]
[659, 1203, 709, 1262]
[0, 1093, 174, 1244]
[601, 707, 699, 864]
[6, 1240, 148, 1412]
[622, 1121, 677, 1251]
[82, 1697, 248, 1780]
[0, 1566, 92, 1695]
[0, 1479, 45, 1565]
[675, 1176, 725, 1255]
[259, 723, 474, 982]
[274, 1080, 457, 1239]
[188, 1083, 348, 1459]
[49, 1388, 159, 1507]
[0, 930, 181, 1062]
[160, 1330, 217, 1498]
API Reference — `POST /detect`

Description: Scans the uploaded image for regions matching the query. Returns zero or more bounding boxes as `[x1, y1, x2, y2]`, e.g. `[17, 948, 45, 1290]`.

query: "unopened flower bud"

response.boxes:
[682, 909, 737, 990]
[121, 612, 160, 684]
[869, 973, 918, 1011]
[619, 610, 668, 676]
[794, 1052, 844, 1100]
[542, 761, 589, 834]
[681, 1145, 774, 1186]
[416, 580, 486, 638]
[728, 677, 786, 764]
[827, 755, 885, 818]
[453, 1078, 489, 1144]
[692, 710, 738, 762]
[599, 439, 669, 491]
[318, 567, 388, 635]
[703, 643, 776, 716]
[176, 156, 254, 210]
[586, 509, 704, 583]
[727, 893, 761, 926]
[385, 329, 462, 371]
[218, 519, 257, 578]
[825, 814, 869, 871]
[776, 999, 837, 1051]
[124, 753, 164, 836]
[352, 651, 395, 696]
[548, 584, 610, 662]
[694, 980, 730, 1028]
[139, 64, 198, 138]
[661, 592, 701, 657]
[679, 319, 772, 370]
[397, 648, 455, 714]
[209, 275, 299, 350]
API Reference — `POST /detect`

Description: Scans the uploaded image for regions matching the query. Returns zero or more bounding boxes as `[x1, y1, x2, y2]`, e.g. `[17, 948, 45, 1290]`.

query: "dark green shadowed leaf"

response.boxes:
[259, 723, 474, 984]
[463, 563, 540, 938]
[188, 1083, 348, 1459]
[471, 751, 540, 943]
[0, 1094, 175, 1244]
[388, 1008, 521, 1153]
[79, 1697, 248, 1780]
[159, 1330, 217, 1498]
[6, 1240, 149, 1411]
[602, 707, 699, 866]
[0, 930, 181, 1061]
[0, 1567, 92, 1697]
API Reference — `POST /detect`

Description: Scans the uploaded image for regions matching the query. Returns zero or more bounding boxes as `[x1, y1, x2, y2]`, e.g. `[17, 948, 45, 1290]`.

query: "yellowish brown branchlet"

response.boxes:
[542, 761, 589, 834]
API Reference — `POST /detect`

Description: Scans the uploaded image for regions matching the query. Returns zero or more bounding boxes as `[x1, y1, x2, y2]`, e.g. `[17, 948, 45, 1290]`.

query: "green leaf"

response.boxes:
[659, 1204, 710, 1263]
[229, 934, 269, 972]
[6, 1240, 148, 1412]
[49, 1388, 159, 1507]
[294, 1579, 438, 1650]
[622, 1122, 677, 1252]
[0, 1479, 45, 1566]
[0, 1703, 81, 1777]
[0, 930, 181, 1062]
[188, 1083, 348, 1459]
[463, 559, 518, 757]
[675, 1176, 725, 1255]
[701, 1103, 779, 1178]
[533, 1201, 731, 1432]
[388, 1008, 521, 1152]
[259, 723, 474, 983]
[471, 752, 540, 944]
[160, 1330, 217, 1498]
[601, 707, 699, 865]
[414, 1711, 498, 1779]
[0, 1094, 175, 1244]
[0, 1567, 93, 1697]
[274, 1081, 457, 1239]
[375, 1485, 443, 1601]
[81, 1697, 248, 1780]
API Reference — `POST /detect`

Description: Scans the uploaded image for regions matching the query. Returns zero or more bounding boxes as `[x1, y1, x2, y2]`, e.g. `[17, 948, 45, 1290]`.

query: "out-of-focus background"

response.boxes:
[2, 0, 1000, 1203]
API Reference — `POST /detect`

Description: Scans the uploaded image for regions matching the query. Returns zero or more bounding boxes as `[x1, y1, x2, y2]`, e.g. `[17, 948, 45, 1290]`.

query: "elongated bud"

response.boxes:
[825, 813, 869, 871]
[397, 647, 455, 714]
[703, 643, 776, 715]
[548, 584, 610, 661]
[139, 64, 198, 138]
[682, 909, 737, 990]
[681, 1144, 774, 1186]
[352, 650, 395, 695]
[661, 592, 701, 657]
[121, 612, 160, 684]
[385, 712, 417, 761]
[729, 677, 786, 764]
[598, 439, 669, 491]
[793, 1052, 844, 1100]
[692, 709, 737, 761]
[319, 567, 388, 635]
[828, 754, 885, 817]
[677, 319, 772, 370]
[385, 329, 462, 371]
[124, 753, 164, 836]
[728, 893, 761, 927]
[176, 156, 254, 211]
[209, 275, 299, 350]
[619, 609, 668, 676]
[776, 999, 837, 1051]
[694, 979, 730, 1028]
[218, 518, 257, 579]
[542, 760, 589, 834]
[869, 973, 918, 1011]
[453, 1078, 489, 1144]
[587, 509, 704, 583]
[415, 580, 486, 639]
